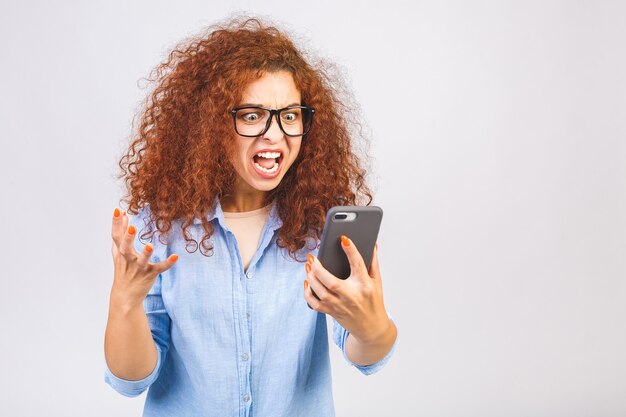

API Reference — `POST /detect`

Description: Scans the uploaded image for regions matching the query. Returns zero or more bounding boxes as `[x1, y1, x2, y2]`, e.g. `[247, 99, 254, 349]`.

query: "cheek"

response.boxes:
[224, 148, 248, 178]
[288, 141, 302, 162]
[232, 145, 250, 169]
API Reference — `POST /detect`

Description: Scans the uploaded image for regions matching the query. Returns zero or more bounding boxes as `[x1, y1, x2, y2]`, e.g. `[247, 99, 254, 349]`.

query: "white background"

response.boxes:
[1, 1, 625, 416]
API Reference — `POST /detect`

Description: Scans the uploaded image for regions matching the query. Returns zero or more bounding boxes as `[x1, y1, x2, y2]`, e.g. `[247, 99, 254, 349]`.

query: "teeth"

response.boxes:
[254, 161, 279, 174]
[256, 151, 281, 159]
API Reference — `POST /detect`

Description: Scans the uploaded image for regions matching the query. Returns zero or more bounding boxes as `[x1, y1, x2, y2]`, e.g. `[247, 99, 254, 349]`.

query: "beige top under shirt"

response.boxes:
[222, 202, 272, 272]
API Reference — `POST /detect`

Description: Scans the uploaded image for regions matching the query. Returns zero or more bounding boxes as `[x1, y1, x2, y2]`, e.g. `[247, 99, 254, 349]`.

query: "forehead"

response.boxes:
[240, 70, 301, 107]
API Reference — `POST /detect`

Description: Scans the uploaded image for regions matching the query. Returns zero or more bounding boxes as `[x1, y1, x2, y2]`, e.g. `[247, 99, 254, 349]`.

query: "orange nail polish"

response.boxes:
[145, 244, 154, 253]
[128, 225, 136, 235]
[341, 235, 350, 247]
[169, 254, 179, 263]
[113, 208, 120, 218]
[305, 263, 311, 273]
[307, 254, 314, 264]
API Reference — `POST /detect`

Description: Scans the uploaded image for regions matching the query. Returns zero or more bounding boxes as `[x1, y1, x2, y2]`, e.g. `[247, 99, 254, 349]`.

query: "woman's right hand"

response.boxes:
[110, 207, 178, 310]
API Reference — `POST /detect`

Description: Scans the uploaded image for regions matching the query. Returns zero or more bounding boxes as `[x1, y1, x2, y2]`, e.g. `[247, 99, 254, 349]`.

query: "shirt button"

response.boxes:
[241, 353, 249, 361]
[245, 271, 253, 279]
[243, 394, 250, 402]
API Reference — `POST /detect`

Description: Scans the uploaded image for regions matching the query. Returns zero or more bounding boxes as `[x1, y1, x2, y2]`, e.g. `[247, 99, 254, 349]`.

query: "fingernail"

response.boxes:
[305, 263, 311, 273]
[113, 208, 120, 218]
[122, 210, 126, 216]
[145, 244, 154, 253]
[341, 235, 350, 247]
[307, 254, 314, 264]
[168, 254, 179, 263]
[375, 242, 379, 251]
[128, 225, 136, 235]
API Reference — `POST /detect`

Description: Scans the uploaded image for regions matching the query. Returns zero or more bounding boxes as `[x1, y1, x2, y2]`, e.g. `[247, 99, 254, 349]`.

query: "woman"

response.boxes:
[104, 16, 398, 417]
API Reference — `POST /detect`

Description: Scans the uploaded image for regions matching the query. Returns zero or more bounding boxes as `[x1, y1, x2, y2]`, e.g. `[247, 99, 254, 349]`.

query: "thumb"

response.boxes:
[152, 254, 179, 275]
[340, 235, 367, 277]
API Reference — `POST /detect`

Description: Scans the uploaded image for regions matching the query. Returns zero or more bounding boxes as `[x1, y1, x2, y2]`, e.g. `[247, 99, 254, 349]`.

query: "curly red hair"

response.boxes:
[118, 15, 373, 260]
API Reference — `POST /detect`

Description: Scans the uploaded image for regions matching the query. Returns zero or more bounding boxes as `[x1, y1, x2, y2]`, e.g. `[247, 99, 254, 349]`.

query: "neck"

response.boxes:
[220, 178, 271, 213]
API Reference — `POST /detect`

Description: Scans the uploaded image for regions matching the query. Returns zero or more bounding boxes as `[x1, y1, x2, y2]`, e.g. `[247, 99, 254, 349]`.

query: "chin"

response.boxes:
[250, 176, 283, 191]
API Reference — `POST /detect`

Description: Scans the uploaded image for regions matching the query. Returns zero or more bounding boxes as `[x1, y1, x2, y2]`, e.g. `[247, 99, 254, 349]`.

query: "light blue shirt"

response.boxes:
[104, 197, 398, 417]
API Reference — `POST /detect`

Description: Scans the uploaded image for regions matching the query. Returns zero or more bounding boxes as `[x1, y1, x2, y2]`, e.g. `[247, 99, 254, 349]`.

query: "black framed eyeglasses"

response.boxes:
[231, 105, 315, 138]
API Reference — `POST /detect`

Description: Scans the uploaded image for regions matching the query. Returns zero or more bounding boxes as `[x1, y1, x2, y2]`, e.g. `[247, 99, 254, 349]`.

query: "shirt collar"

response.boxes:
[192, 196, 283, 232]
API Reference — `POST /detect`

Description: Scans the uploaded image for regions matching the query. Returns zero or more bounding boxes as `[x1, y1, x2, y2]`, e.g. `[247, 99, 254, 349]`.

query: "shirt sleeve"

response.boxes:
[104, 207, 172, 397]
[332, 314, 398, 376]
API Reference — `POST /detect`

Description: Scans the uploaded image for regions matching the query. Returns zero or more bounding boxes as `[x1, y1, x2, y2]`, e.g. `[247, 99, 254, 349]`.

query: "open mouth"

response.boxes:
[252, 151, 284, 177]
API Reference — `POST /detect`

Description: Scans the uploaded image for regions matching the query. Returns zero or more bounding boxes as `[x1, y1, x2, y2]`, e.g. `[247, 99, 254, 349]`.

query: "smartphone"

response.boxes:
[308, 205, 383, 307]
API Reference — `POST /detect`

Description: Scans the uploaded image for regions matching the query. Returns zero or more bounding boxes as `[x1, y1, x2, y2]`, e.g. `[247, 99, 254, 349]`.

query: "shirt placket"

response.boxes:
[224, 227, 253, 417]
[219, 203, 280, 417]
[240, 219, 276, 417]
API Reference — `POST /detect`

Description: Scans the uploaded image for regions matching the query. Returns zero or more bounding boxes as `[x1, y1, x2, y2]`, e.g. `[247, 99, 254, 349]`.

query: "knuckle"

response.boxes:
[119, 248, 135, 260]
[361, 286, 374, 297]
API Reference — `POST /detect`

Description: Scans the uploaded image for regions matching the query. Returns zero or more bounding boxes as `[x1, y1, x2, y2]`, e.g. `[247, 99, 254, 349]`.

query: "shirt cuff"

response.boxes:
[103, 344, 162, 397]
[334, 314, 398, 376]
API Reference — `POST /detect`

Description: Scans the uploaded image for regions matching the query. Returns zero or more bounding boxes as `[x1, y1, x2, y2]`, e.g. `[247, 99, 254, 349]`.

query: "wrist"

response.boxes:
[353, 316, 394, 346]
[109, 287, 144, 316]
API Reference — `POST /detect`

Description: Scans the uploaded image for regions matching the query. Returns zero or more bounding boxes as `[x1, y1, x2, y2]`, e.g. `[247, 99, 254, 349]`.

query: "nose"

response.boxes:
[262, 113, 285, 142]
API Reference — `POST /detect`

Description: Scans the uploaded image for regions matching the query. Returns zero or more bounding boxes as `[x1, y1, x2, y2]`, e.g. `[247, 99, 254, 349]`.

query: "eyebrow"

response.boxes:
[238, 102, 301, 108]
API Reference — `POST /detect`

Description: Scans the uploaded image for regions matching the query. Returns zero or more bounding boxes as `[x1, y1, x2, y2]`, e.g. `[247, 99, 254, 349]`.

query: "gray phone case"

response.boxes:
[308, 206, 383, 306]
[317, 206, 383, 279]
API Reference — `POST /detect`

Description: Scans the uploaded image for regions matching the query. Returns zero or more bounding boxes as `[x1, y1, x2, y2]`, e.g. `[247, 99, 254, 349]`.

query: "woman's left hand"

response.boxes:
[304, 235, 392, 344]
